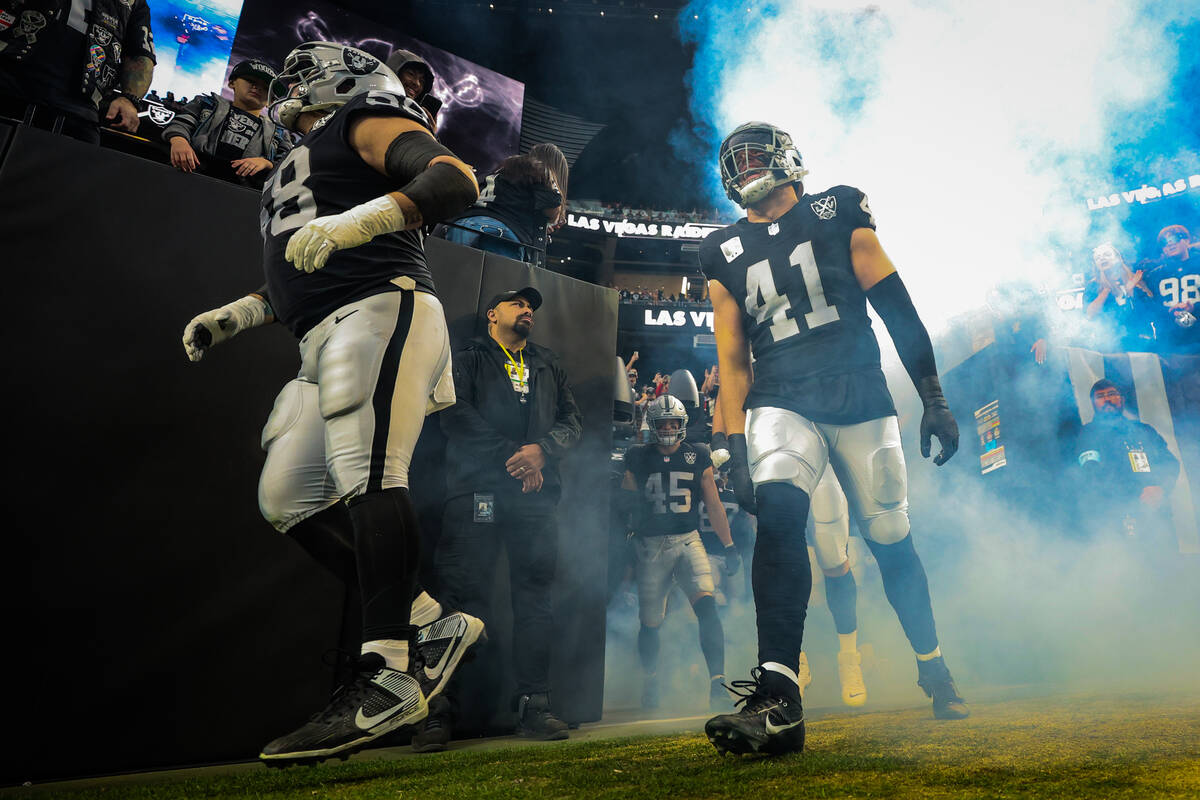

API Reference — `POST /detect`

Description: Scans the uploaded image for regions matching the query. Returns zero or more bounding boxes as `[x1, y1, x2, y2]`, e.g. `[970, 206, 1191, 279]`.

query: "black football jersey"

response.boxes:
[699, 486, 739, 554]
[260, 90, 437, 338]
[1144, 261, 1200, 352]
[625, 442, 712, 536]
[700, 185, 896, 424]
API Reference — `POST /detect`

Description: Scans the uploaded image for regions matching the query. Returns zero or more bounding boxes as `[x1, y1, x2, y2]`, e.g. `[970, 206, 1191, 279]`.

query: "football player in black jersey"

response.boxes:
[180, 43, 485, 764]
[621, 395, 742, 711]
[701, 122, 966, 757]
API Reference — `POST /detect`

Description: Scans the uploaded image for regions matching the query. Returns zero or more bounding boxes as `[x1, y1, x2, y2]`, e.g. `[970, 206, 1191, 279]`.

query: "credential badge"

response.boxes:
[720, 236, 743, 263]
[811, 195, 837, 220]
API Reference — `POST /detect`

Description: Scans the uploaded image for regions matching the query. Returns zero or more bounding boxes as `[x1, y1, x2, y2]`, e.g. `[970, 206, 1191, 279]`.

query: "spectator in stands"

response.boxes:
[1084, 243, 1155, 350]
[1074, 379, 1178, 542]
[654, 373, 670, 398]
[385, 49, 441, 125]
[0, 0, 155, 144]
[626, 350, 640, 389]
[163, 60, 291, 182]
[1143, 225, 1199, 354]
[422, 287, 581, 748]
[436, 143, 568, 269]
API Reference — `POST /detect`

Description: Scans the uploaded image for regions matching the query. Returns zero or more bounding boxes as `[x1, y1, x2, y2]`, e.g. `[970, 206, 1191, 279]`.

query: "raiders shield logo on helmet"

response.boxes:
[146, 102, 175, 125]
[342, 47, 378, 75]
[811, 195, 837, 220]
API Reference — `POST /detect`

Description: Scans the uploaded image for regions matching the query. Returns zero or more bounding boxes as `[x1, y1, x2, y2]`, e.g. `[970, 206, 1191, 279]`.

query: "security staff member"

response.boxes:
[1075, 379, 1178, 539]
[420, 286, 582, 748]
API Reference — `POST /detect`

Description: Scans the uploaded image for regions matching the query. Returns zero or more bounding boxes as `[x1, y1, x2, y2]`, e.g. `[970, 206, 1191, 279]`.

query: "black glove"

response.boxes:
[917, 375, 958, 466]
[727, 433, 757, 514]
[721, 543, 742, 576]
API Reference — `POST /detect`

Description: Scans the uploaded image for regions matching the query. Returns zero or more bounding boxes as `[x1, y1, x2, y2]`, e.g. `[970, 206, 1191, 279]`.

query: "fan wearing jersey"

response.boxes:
[701, 122, 966, 758]
[621, 395, 742, 712]
[180, 42, 483, 764]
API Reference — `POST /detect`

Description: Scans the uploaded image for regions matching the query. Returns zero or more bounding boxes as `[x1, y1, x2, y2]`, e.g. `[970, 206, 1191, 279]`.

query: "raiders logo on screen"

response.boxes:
[343, 47, 378, 75]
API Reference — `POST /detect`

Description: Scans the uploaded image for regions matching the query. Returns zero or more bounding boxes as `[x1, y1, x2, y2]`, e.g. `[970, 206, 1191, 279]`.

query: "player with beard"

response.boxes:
[700, 122, 967, 757]
[180, 42, 485, 764]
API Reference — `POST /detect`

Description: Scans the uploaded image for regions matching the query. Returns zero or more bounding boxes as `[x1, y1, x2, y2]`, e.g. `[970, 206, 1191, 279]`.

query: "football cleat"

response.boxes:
[414, 610, 486, 701]
[705, 667, 805, 757]
[796, 652, 813, 697]
[837, 650, 868, 707]
[259, 653, 426, 765]
[917, 656, 969, 720]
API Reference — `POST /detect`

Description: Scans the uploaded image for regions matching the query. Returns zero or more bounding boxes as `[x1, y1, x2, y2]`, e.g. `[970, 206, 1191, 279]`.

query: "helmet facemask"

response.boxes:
[719, 122, 808, 207]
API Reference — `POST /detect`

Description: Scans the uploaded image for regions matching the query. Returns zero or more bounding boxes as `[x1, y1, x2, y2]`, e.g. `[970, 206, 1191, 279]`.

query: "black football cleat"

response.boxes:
[259, 653, 427, 765]
[917, 656, 969, 720]
[705, 666, 805, 757]
[413, 610, 486, 701]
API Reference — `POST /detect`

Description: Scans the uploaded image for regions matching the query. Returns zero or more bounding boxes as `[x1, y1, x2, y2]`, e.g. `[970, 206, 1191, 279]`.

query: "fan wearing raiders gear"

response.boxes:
[621, 395, 741, 711]
[701, 122, 966, 758]
[180, 42, 483, 765]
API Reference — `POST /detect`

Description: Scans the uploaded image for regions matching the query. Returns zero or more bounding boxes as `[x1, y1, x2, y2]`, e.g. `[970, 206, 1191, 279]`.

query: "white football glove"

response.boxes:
[711, 448, 731, 469]
[182, 295, 270, 362]
[285, 195, 407, 273]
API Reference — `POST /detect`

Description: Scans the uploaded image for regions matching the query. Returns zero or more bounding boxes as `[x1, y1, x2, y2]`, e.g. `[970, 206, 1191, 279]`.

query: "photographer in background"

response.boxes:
[163, 60, 292, 184]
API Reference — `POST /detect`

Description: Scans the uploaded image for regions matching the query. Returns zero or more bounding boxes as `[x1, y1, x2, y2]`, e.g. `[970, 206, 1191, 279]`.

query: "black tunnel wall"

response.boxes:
[1, 124, 615, 783]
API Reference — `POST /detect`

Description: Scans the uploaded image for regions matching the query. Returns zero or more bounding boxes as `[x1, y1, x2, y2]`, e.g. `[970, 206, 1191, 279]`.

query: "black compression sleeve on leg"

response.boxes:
[693, 594, 726, 679]
[289, 504, 357, 588]
[824, 570, 859, 635]
[349, 487, 421, 643]
[637, 625, 661, 674]
[752, 483, 813, 668]
[863, 535, 939, 655]
[866, 272, 937, 385]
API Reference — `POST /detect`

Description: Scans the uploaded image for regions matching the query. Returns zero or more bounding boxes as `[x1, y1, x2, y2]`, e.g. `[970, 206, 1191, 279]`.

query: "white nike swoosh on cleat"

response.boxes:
[354, 701, 413, 730]
[764, 717, 803, 735]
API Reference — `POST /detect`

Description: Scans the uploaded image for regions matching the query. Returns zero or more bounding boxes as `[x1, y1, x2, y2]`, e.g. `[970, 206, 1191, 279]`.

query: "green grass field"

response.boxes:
[18, 692, 1200, 799]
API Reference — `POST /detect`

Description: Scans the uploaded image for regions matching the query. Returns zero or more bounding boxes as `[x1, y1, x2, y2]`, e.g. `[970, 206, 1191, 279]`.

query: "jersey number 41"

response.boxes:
[745, 241, 840, 342]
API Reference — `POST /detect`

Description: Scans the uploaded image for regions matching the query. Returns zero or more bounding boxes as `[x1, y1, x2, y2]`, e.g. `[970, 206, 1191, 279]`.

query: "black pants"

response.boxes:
[436, 491, 559, 721]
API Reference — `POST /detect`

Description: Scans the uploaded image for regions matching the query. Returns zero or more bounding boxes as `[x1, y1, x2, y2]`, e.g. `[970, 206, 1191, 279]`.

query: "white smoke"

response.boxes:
[680, 0, 1199, 333]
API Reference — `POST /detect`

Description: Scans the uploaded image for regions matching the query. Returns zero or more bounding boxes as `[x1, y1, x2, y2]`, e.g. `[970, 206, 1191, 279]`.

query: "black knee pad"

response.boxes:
[692, 593, 718, 620]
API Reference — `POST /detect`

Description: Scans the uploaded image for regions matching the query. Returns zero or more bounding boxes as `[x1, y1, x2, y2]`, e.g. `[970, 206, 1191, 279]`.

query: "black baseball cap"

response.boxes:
[487, 287, 542, 311]
[229, 59, 278, 84]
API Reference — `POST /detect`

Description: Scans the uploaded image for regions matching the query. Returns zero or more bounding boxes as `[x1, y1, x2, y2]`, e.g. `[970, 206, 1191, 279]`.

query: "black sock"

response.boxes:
[864, 534, 938, 655]
[752, 483, 813, 668]
[824, 570, 858, 635]
[693, 594, 725, 679]
[348, 487, 421, 643]
[638, 625, 660, 675]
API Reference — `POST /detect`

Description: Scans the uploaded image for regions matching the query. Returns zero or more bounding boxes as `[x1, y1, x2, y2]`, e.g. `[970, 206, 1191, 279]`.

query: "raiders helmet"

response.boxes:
[268, 41, 406, 132]
[718, 121, 808, 207]
[645, 394, 689, 446]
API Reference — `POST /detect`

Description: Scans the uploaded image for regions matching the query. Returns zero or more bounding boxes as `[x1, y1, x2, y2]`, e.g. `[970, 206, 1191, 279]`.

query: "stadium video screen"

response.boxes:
[226, 0, 525, 174]
[147, 0, 245, 102]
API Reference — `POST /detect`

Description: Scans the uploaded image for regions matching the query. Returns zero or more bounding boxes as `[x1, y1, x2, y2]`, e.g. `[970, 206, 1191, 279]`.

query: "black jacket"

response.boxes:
[441, 335, 582, 501]
[1075, 413, 1178, 503]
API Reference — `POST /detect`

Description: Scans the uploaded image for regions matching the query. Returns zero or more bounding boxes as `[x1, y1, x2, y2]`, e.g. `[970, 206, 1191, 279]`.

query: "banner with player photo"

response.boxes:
[225, 0, 524, 174]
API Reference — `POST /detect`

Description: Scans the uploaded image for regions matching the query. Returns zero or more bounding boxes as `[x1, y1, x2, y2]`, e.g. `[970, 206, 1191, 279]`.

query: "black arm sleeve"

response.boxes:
[866, 271, 938, 384]
[383, 131, 455, 183]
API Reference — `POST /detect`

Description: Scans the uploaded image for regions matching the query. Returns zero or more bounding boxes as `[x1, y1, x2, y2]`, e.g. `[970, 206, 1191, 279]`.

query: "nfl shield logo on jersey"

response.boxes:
[342, 47, 379, 75]
[811, 195, 837, 220]
[684, 451, 696, 465]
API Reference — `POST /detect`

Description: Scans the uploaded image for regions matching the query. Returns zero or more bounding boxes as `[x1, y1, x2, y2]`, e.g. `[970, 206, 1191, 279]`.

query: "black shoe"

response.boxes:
[259, 653, 427, 765]
[414, 610, 486, 701]
[705, 666, 805, 756]
[411, 695, 452, 753]
[916, 656, 969, 720]
[516, 693, 569, 740]
[710, 677, 734, 711]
